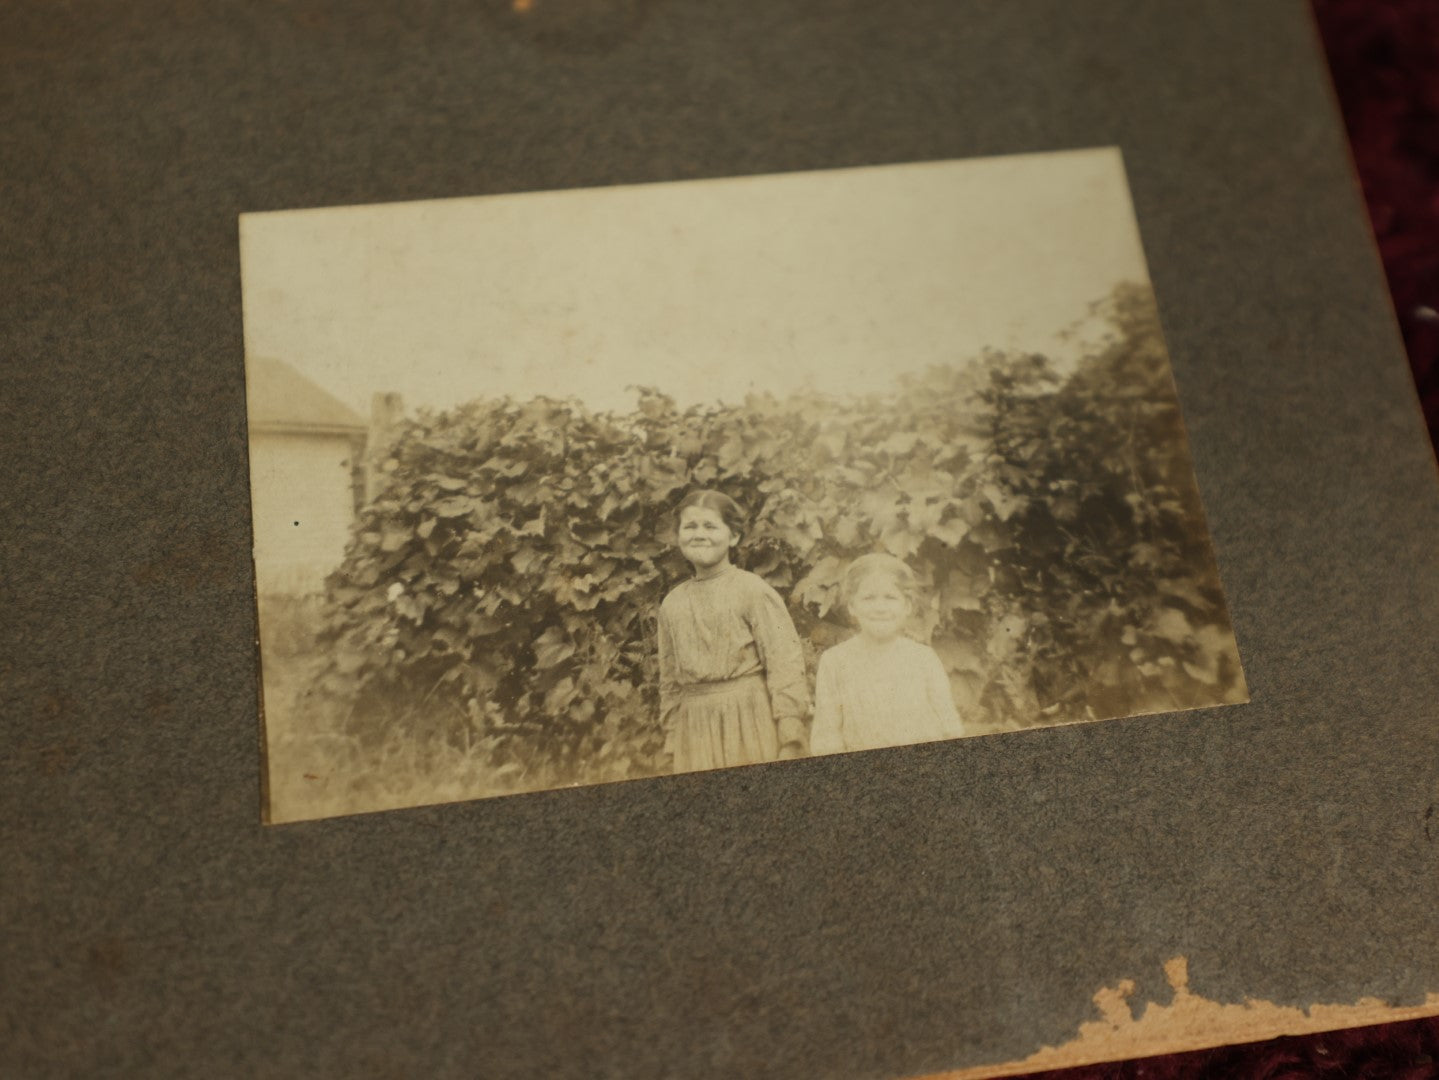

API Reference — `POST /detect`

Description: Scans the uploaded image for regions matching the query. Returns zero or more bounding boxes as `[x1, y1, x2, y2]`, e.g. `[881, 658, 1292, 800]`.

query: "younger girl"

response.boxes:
[810, 553, 965, 755]
[657, 490, 809, 772]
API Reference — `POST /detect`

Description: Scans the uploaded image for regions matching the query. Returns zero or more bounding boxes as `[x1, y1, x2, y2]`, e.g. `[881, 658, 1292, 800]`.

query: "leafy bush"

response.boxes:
[300, 281, 1243, 799]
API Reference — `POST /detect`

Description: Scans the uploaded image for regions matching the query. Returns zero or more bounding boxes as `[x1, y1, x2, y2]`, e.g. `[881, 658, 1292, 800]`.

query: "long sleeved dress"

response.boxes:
[657, 565, 810, 773]
[809, 636, 964, 756]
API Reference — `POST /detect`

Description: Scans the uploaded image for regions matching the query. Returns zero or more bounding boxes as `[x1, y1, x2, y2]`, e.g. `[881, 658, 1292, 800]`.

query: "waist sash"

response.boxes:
[679, 672, 766, 698]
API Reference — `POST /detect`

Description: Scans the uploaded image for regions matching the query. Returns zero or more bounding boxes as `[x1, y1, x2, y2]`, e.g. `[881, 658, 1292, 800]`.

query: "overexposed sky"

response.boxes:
[239, 148, 1150, 418]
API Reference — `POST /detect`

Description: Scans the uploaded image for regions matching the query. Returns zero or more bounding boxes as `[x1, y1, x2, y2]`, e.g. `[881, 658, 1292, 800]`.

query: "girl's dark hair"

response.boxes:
[674, 489, 747, 543]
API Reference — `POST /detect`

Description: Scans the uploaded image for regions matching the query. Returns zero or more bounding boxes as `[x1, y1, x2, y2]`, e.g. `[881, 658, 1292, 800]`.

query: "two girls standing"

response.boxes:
[656, 489, 966, 773]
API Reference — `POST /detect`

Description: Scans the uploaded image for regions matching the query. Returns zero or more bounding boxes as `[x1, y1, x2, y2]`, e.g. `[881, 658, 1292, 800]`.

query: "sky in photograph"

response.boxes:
[239, 148, 1152, 419]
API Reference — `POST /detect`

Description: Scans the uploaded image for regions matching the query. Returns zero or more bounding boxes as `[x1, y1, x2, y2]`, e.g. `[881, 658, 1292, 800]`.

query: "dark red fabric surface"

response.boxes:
[1316, 0, 1439, 451]
[1004, 3, 1439, 1078]
[1013, 1018, 1439, 1080]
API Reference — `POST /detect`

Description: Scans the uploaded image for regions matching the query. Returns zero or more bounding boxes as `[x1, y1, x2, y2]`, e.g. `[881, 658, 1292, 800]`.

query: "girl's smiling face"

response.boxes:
[849, 572, 911, 643]
[678, 506, 737, 572]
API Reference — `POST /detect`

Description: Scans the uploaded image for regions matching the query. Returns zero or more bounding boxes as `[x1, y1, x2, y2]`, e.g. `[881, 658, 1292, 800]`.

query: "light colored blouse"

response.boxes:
[810, 636, 964, 755]
[657, 566, 809, 752]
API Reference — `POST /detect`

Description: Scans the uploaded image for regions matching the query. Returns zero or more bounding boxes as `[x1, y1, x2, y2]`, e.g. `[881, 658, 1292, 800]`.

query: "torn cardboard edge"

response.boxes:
[923, 956, 1439, 1079]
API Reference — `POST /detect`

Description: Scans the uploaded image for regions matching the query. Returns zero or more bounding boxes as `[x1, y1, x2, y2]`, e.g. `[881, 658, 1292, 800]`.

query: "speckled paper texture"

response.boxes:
[4, 1, 1438, 1078]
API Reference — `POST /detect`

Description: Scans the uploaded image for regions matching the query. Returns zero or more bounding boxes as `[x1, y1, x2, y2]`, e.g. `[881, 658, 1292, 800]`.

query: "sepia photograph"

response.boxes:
[241, 149, 1247, 824]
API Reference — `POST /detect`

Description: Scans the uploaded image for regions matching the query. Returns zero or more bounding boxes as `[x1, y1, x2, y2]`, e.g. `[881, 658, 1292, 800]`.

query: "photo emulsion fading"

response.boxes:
[241, 149, 1247, 824]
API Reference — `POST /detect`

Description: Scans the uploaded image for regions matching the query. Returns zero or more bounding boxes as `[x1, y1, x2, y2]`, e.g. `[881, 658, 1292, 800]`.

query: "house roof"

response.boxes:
[246, 357, 368, 435]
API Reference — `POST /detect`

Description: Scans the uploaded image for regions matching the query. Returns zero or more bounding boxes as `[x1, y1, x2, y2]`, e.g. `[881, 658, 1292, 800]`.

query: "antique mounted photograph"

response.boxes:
[241, 149, 1247, 824]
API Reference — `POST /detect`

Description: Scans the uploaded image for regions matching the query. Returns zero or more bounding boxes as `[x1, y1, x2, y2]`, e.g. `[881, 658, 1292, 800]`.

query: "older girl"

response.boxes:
[657, 490, 809, 772]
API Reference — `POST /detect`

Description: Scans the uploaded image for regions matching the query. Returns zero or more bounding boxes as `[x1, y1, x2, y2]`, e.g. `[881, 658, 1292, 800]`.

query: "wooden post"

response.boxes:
[365, 391, 405, 504]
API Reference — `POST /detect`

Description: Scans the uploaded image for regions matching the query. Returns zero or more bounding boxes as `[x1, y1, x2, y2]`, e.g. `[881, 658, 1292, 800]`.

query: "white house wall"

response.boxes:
[249, 431, 359, 596]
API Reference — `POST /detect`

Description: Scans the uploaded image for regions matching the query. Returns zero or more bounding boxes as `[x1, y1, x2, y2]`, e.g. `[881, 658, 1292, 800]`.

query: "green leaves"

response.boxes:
[532, 626, 576, 669]
[307, 280, 1242, 792]
[792, 556, 846, 616]
[433, 496, 474, 518]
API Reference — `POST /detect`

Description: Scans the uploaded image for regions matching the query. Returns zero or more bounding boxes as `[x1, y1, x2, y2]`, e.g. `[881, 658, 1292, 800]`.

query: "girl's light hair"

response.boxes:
[839, 553, 918, 611]
[674, 489, 747, 543]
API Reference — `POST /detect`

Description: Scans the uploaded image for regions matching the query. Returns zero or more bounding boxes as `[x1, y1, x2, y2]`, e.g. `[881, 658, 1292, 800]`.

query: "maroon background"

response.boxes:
[1316, 0, 1439, 453]
[1008, 2, 1439, 1077]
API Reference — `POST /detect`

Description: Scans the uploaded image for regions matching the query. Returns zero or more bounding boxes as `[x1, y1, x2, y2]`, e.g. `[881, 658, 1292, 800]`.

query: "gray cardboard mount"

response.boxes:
[4, 1, 1438, 1077]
